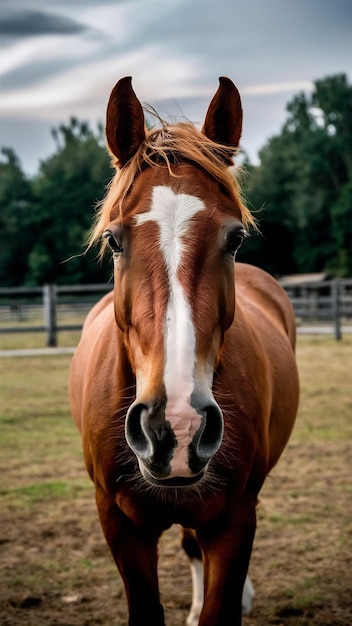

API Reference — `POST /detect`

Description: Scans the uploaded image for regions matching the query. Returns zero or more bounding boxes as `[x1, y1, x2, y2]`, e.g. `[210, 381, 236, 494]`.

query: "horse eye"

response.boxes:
[226, 228, 247, 257]
[103, 231, 123, 253]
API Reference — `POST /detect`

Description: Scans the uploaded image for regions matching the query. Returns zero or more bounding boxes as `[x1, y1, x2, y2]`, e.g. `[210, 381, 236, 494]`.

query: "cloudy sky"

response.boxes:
[1, 0, 351, 174]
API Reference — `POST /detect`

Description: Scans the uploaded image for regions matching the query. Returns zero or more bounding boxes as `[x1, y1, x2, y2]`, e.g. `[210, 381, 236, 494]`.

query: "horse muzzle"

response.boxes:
[125, 396, 224, 486]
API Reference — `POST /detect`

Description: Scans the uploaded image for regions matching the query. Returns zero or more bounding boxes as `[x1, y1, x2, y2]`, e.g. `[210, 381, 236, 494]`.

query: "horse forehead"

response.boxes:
[135, 186, 206, 233]
[134, 187, 207, 276]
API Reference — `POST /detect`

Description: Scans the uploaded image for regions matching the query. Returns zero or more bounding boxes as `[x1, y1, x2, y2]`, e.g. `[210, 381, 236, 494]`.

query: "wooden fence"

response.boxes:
[0, 284, 112, 347]
[279, 277, 352, 340]
[0, 279, 351, 346]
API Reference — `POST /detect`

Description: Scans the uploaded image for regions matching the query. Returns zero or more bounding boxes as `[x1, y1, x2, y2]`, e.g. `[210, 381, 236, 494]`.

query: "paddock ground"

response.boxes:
[0, 335, 351, 625]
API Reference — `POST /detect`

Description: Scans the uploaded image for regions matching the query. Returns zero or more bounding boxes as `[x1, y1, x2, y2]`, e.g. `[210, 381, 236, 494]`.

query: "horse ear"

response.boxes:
[202, 77, 242, 156]
[106, 76, 146, 168]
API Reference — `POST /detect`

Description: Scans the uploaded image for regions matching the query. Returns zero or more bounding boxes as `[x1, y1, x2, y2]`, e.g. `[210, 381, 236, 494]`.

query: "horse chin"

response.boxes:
[140, 467, 205, 488]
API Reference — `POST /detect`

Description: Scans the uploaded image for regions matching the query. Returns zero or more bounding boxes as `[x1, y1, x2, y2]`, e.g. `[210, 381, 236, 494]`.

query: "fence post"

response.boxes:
[332, 280, 342, 341]
[43, 284, 57, 347]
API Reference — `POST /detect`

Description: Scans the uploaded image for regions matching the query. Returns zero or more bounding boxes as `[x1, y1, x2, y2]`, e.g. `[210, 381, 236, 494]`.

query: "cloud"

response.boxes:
[242, 81, 314, 96]
[0, 33, 104, 88]
[0, 9, 88, 37]
[0, 0, 351, 174]
[0, 43, 202, 117]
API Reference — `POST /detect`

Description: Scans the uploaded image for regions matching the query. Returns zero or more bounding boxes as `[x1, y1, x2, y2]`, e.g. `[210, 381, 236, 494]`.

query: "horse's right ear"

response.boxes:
[106, 76, 146, 168]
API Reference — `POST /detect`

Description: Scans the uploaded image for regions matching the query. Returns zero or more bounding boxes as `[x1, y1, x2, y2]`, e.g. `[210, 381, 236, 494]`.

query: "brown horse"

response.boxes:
[69, 76, 299, 626]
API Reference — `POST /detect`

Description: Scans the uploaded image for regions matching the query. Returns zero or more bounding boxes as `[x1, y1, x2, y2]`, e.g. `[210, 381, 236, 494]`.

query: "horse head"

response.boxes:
[99, 77, 252, 487]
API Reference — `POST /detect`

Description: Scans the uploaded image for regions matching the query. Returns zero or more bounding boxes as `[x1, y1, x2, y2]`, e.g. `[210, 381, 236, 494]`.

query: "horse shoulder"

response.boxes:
[69, 297, 120, 434]
[81, 290, 114, 331]
[70, 296, 136, 489]
[235, 263, 296, 347]
[220, 263, 299, 475]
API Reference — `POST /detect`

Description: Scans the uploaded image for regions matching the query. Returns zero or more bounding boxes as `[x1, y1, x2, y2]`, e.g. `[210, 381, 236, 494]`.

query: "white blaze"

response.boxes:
[135, 186, 205, 469]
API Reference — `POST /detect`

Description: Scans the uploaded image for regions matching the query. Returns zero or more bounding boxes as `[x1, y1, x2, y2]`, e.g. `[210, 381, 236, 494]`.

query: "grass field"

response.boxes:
[0, 335, 351, 625]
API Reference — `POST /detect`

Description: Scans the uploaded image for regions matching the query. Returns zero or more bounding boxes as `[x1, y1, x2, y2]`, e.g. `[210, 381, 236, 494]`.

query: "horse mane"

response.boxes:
[89, 120, 256, 257]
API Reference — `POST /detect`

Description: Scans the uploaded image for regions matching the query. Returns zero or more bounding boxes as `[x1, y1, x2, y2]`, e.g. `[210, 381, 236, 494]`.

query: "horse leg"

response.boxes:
[198, 498, 256, 626]
[181, 527, 255, 626]
[181, 528, 203, 626]
[195, 495, 257, 626]
[95, 485, 165, 626]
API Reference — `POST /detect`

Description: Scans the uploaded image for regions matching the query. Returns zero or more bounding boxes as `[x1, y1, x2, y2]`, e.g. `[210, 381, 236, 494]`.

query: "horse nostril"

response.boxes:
[198, 404, 224, 459]
[189, 403, 224, 471]
[125, 401, 177, 479]
[125, 403, 150, 457]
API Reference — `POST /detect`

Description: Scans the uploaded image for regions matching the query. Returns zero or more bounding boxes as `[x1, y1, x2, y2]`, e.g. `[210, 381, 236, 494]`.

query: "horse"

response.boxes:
[69, 76, 299, 626]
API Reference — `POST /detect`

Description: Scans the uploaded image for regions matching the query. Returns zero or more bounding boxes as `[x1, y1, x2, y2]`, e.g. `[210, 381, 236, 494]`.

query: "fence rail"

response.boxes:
[279, 277, 352, 340]
[0, 284, 112, 346]
[0, 279, 351, 346]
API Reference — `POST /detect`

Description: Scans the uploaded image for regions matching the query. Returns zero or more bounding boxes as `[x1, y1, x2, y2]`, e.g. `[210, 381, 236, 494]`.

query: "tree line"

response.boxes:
[1, 74, 351, 287]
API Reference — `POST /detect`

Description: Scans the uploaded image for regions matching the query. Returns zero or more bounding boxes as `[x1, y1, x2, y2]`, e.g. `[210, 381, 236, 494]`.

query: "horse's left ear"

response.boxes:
[106, 76, 146, 168]
[202, 77, 242, 155]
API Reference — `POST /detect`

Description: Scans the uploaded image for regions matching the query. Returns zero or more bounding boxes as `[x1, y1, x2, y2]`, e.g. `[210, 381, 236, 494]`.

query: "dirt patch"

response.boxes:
[1, 438, 351, 625]
[1, 338, 351, 625]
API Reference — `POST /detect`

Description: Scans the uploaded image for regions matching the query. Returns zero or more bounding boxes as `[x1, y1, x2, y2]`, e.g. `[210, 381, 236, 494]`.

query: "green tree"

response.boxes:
[328, 180, 352, 276]
[243, 73, 352, 277]
[27, 118, 113, 285]
[0, 148, 34, 286]
[240, 136, 299, 275]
